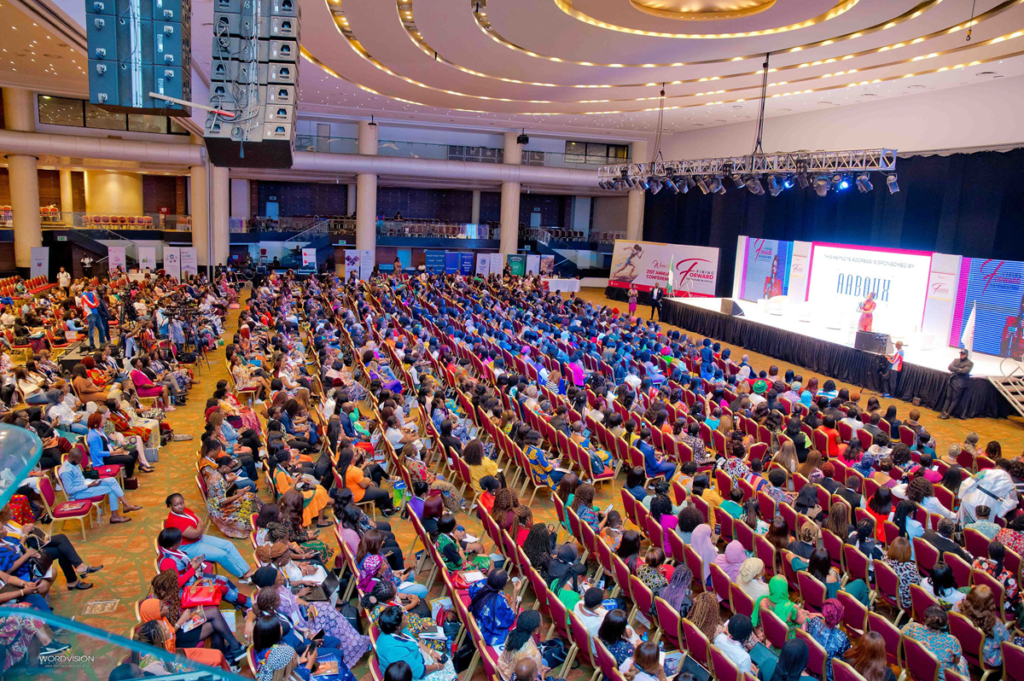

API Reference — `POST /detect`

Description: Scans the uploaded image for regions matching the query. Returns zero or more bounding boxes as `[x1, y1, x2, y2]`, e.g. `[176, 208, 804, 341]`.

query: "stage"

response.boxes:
[659, 296, 1013, 420]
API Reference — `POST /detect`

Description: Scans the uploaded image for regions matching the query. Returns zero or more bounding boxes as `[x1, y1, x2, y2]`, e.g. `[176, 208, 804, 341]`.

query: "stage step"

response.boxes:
[987, 371, 1024, 419]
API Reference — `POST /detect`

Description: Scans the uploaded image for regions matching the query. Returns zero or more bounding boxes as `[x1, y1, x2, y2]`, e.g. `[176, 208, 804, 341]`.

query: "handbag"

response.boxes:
[182, 583, 222, 607]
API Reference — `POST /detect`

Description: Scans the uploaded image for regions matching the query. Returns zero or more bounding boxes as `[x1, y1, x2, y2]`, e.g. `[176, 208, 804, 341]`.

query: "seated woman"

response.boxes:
[70, 364, 115, 404]
[136, 596, 238, 671]
[434, 514, 492, 572]
[375, 606, 455, 681]
[204, 456, 261, 539]
[953, 584, 1010, 666]
[337, 448, 395, 515]
[209, 411, 259, 460]
[266, 542, 328, 586]
[278, 489, 333, 564]
[230, 354, 272, 398]
[253, 504, 327, 565]
[281, 399, 319, 447]
[14, 366, 51, 405]
[362, 581, 440, 650]
[357, 529, 427, 597]
[130, 357, 174, 411]
[163, 493, 254, 581]
[468, 569, 525, 646]
[97, 404, 154, 474]
[901, 606, 968, 678]
[156, 527, 251, 610]
[752, 574, 807, 632]
[272, 451, 332, 528]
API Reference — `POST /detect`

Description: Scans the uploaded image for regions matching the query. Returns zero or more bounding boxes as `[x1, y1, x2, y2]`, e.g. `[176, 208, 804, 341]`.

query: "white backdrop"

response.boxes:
[807, 243, 932, 336]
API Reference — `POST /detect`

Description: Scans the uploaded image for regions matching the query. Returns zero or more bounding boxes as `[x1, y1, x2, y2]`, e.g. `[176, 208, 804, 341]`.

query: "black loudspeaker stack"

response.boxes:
[204, 0, 299, 168]
[720, 299, 745, 317]
[87, 0, 192, 114]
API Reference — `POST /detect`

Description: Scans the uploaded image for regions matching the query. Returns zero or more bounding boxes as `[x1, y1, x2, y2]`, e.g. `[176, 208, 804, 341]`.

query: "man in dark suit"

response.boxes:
[824, 398, 845, 422]
[819, 462, 842, 495]
[921, 517, 971, 563]
[650, 284, 664, 321]
[863, 412, 886, 439]
[837, 478, 863, 510]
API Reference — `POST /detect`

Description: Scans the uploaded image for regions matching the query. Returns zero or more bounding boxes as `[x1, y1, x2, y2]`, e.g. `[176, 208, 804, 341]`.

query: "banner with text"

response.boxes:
[507, 254, 527, 277]
[807, 243, 932, 336]
[489, 253, 504, 276]
[344, 250, 360, 278]
[359, 249, 374, 280]
[107, 246, 126, 273]
[526, 254, 540, 275]
[476, 253, 491, 277]
[425, 251, 446, 273]
[739, 238, 795, 302]
[164, 247, 181, 281]
[444, 252, 460, 274]
[608, 239, 720, 296]
[180, 248, 198, 277]
[30, 247, 48, 279]
[138, 246, 157, 272]
[949, 258, 1024, 357]
[459, 252, 475, 276]
[302, 248, 317, 269]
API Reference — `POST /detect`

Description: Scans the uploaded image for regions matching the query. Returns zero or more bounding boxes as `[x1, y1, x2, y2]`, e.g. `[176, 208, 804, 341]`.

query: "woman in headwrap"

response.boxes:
[737, 558, 770, 600]
[803, 599, 850, 681]
[469, 569, 524, 646]
[496, 610, 545, 681]
[690, 524, 720, 587]
[254, 644, 315, 681]
[547, 543, 588, 609]
[250, 565, 370, 669]
[751, 574, 805, 632]
[714, 540, 747, 582]
[799, 391, 813, 411]
[137, 598, 230, 671]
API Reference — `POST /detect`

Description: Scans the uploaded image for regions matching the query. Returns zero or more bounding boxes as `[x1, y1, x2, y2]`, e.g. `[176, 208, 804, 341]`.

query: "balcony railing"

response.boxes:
[292, 135, 629, 170]
[377, 220, 495, 239]
[0, 209, 192, 230]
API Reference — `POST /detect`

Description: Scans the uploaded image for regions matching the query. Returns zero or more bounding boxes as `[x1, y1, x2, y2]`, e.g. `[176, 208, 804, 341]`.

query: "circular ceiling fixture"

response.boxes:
[629, 0, 775, 21]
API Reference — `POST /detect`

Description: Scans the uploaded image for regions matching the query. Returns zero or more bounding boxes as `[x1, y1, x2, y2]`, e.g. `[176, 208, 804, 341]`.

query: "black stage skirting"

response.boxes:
[644, 294, 1009, 420]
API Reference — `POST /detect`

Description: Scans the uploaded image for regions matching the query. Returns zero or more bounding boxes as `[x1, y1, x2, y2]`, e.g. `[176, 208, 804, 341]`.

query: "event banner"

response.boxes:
[949, 258, 1024, 357]
[359, 249, 374, 280]
[807, 243, 932, 335]
[507, 254, 527, 276]
[540, 255, 555, 276]
[489, 253, 504, 275]
[459, 252, 474, 276]
[138, 246, 157, 272]
[476, 253, 491, 277]
[444, 252, 460, 274]
[180, 248, 198, 277]
[164, 247, 181, 281]
[739, 238, 794, 302]
[425, 251, 445, 273]
[302, 248, 317, 269]
[107, 246, 126, 273]
[30, 247, 48, 279]
[344, 250, 360, 278]
[608, 239, 720, 296]
[526, 254, 540, 275]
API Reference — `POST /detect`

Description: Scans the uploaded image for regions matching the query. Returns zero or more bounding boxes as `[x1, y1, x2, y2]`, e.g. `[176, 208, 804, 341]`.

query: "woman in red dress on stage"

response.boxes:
[763, 255, 783, 299]
[858, 292, 876, 332]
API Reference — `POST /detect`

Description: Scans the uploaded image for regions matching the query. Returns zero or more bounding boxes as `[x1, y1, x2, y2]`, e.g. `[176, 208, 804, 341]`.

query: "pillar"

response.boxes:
[3, 87, 40, 272]
[500, 131, 521, 255]
[347, 183, 357, 217]
[355, 120, 377, 252]
[83, 171, 143, 215]
[626, 140, 648, 241]
[59, 169, 74, 218]
[189, 163, 209, 266]
[471, 190, 481, 225]
[211, 165, 230, 270]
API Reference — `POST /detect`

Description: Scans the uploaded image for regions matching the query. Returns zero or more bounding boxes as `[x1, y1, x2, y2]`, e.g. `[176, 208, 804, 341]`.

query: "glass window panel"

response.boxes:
[85, 104, 127, 130]
[128, 114, 168, 133]
[586, 143, 608, 157]
[565, 141, 586, 155]
[37, 96, 84, 126]
[169, 118, 190, 134]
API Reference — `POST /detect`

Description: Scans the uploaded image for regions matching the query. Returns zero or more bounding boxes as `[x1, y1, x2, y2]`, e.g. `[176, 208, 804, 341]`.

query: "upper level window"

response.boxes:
[37, 95, 189, 135]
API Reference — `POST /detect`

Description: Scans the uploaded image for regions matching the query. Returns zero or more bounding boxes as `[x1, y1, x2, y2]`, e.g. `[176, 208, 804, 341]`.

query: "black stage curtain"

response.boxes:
[643, 148, 1024, 298]
[659, 299, 1010, 420]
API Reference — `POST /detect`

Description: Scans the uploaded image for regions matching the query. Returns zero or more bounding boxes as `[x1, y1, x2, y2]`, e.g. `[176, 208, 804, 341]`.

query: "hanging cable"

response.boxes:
[651, 83, 666, 164]
[751, 53, 770, 158]
[966, 0, 978, 41]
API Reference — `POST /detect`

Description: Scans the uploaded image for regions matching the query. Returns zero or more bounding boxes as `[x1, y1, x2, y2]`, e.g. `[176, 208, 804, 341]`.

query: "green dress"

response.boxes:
[436, 532, 490, 572]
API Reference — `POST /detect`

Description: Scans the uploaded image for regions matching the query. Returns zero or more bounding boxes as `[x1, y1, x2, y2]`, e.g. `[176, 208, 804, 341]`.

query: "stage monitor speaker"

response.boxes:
[855, 331, 891, 354]
[720, 299, 745, 317]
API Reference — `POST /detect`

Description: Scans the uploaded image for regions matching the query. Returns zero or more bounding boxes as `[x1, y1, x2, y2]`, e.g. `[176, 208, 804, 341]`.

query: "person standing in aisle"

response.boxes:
[884, 341, 904, 398]
[628, 284, 638, 317]
[650, 284, 663, 321]
[939, 349, 973, 420]
[57, 267, 70, 294]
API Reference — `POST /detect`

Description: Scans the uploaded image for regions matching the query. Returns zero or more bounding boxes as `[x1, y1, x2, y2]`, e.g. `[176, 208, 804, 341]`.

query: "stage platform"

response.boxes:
[659, 296, 1013, 420]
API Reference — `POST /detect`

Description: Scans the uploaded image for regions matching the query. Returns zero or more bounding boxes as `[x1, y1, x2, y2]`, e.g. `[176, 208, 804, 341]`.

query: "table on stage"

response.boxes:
[543, 278, 580, 293]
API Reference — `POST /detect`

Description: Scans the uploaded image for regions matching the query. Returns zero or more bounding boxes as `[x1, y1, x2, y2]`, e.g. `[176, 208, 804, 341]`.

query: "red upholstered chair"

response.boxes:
[734, 515, 755, 553]
[795, 629, 828, 680]
[1001, 641, 1024, 681]
[654, 596, 681, 649]
[755, 534, 777, 577]
[972, 569, 1010, 621]
[903, 635, 941, 681]
[822, 529, 845, 572]
[680, 618, 711, 668]
[913, 537, 940, 575]
[730, 583, 756, 618]
[963, 528, 991, 561]
[39, 475, 96, 541]
[873, 560, 908, 625]
[837, 589, 868, 635]
[945, 552, 972, 589]
[710, 562, 732, 604]
[710, 645, 744, 681]
[867, 612, 903, 668]
[843, 543, 872, 590]
[756, 491, 776, 525]
[684, 545, 705, 593]
[798, 571, 828, 613]
[832, 659, 868, 681]
[628, 575, 654, 628]
[910, 583, 941, 623]
[948, 611, 999, 681]
[760, 605, 790, 651]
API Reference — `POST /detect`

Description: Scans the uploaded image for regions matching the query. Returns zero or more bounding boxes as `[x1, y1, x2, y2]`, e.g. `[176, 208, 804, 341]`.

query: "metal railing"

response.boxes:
[376, 220, 494, 239]
[0, 210, 192, 231]
[292, 135, 629, 169]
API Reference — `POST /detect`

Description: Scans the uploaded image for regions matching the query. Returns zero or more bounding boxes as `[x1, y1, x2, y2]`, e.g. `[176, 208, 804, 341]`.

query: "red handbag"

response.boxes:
[181, 582, 222, 607]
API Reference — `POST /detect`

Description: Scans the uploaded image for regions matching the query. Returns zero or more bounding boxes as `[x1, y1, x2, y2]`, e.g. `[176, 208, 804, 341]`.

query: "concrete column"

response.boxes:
[355, 120, 378, 252]
[84, 171, 143, 215]
[230, 178, 250, 220]
[211, 165, 230, 270]
[500, 131, 522, 255]
[3, 87, 40, 271]
[626, 140, 648, 241]
[347, 184, 356, 217]
[190, 164, 209, 266]
[59, 169, 75, 217]
[471, 189, 481, 224]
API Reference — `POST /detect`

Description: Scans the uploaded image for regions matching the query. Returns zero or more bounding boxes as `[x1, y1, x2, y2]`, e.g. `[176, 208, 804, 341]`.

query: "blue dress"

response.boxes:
[468, 582, 517, 646]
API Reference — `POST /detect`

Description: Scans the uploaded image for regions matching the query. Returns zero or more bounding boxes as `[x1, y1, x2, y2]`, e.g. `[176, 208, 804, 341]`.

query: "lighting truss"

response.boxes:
[597, 149, 897, 188]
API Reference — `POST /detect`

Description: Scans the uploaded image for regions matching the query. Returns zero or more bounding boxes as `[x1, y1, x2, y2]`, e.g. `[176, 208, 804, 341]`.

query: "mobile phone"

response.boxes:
[312, 629, 325, 642]
[605, 502, 614, 514]
[714, 523, 721, 535]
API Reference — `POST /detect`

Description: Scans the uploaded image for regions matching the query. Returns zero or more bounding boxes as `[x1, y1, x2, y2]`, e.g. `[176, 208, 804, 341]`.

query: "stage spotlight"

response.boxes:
[708, 175, 724, 194]
[745, 176, 765, 195]
[650, 178, 663, 195]
[783, 176, 795, 189]
[696, 176, 710, 194]
[640, 177, 651, 190]
[684, 176, 697, 191]
[767, 175, 783, 197]
[731, 174, 745, 190]
[813, 176, 830, 197]
[598, 180, 608, 190]
[795, 173, 810, 190]
[665, 177, 680, 194]
[837, 175, 851, 191]
[887, 174, 899, 194]
[856, 173, 873, 193]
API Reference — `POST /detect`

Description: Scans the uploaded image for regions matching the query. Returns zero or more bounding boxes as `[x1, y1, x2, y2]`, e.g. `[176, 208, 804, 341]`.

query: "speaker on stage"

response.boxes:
[855, 331, 891, 354]
[721, 299, 745, 317]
